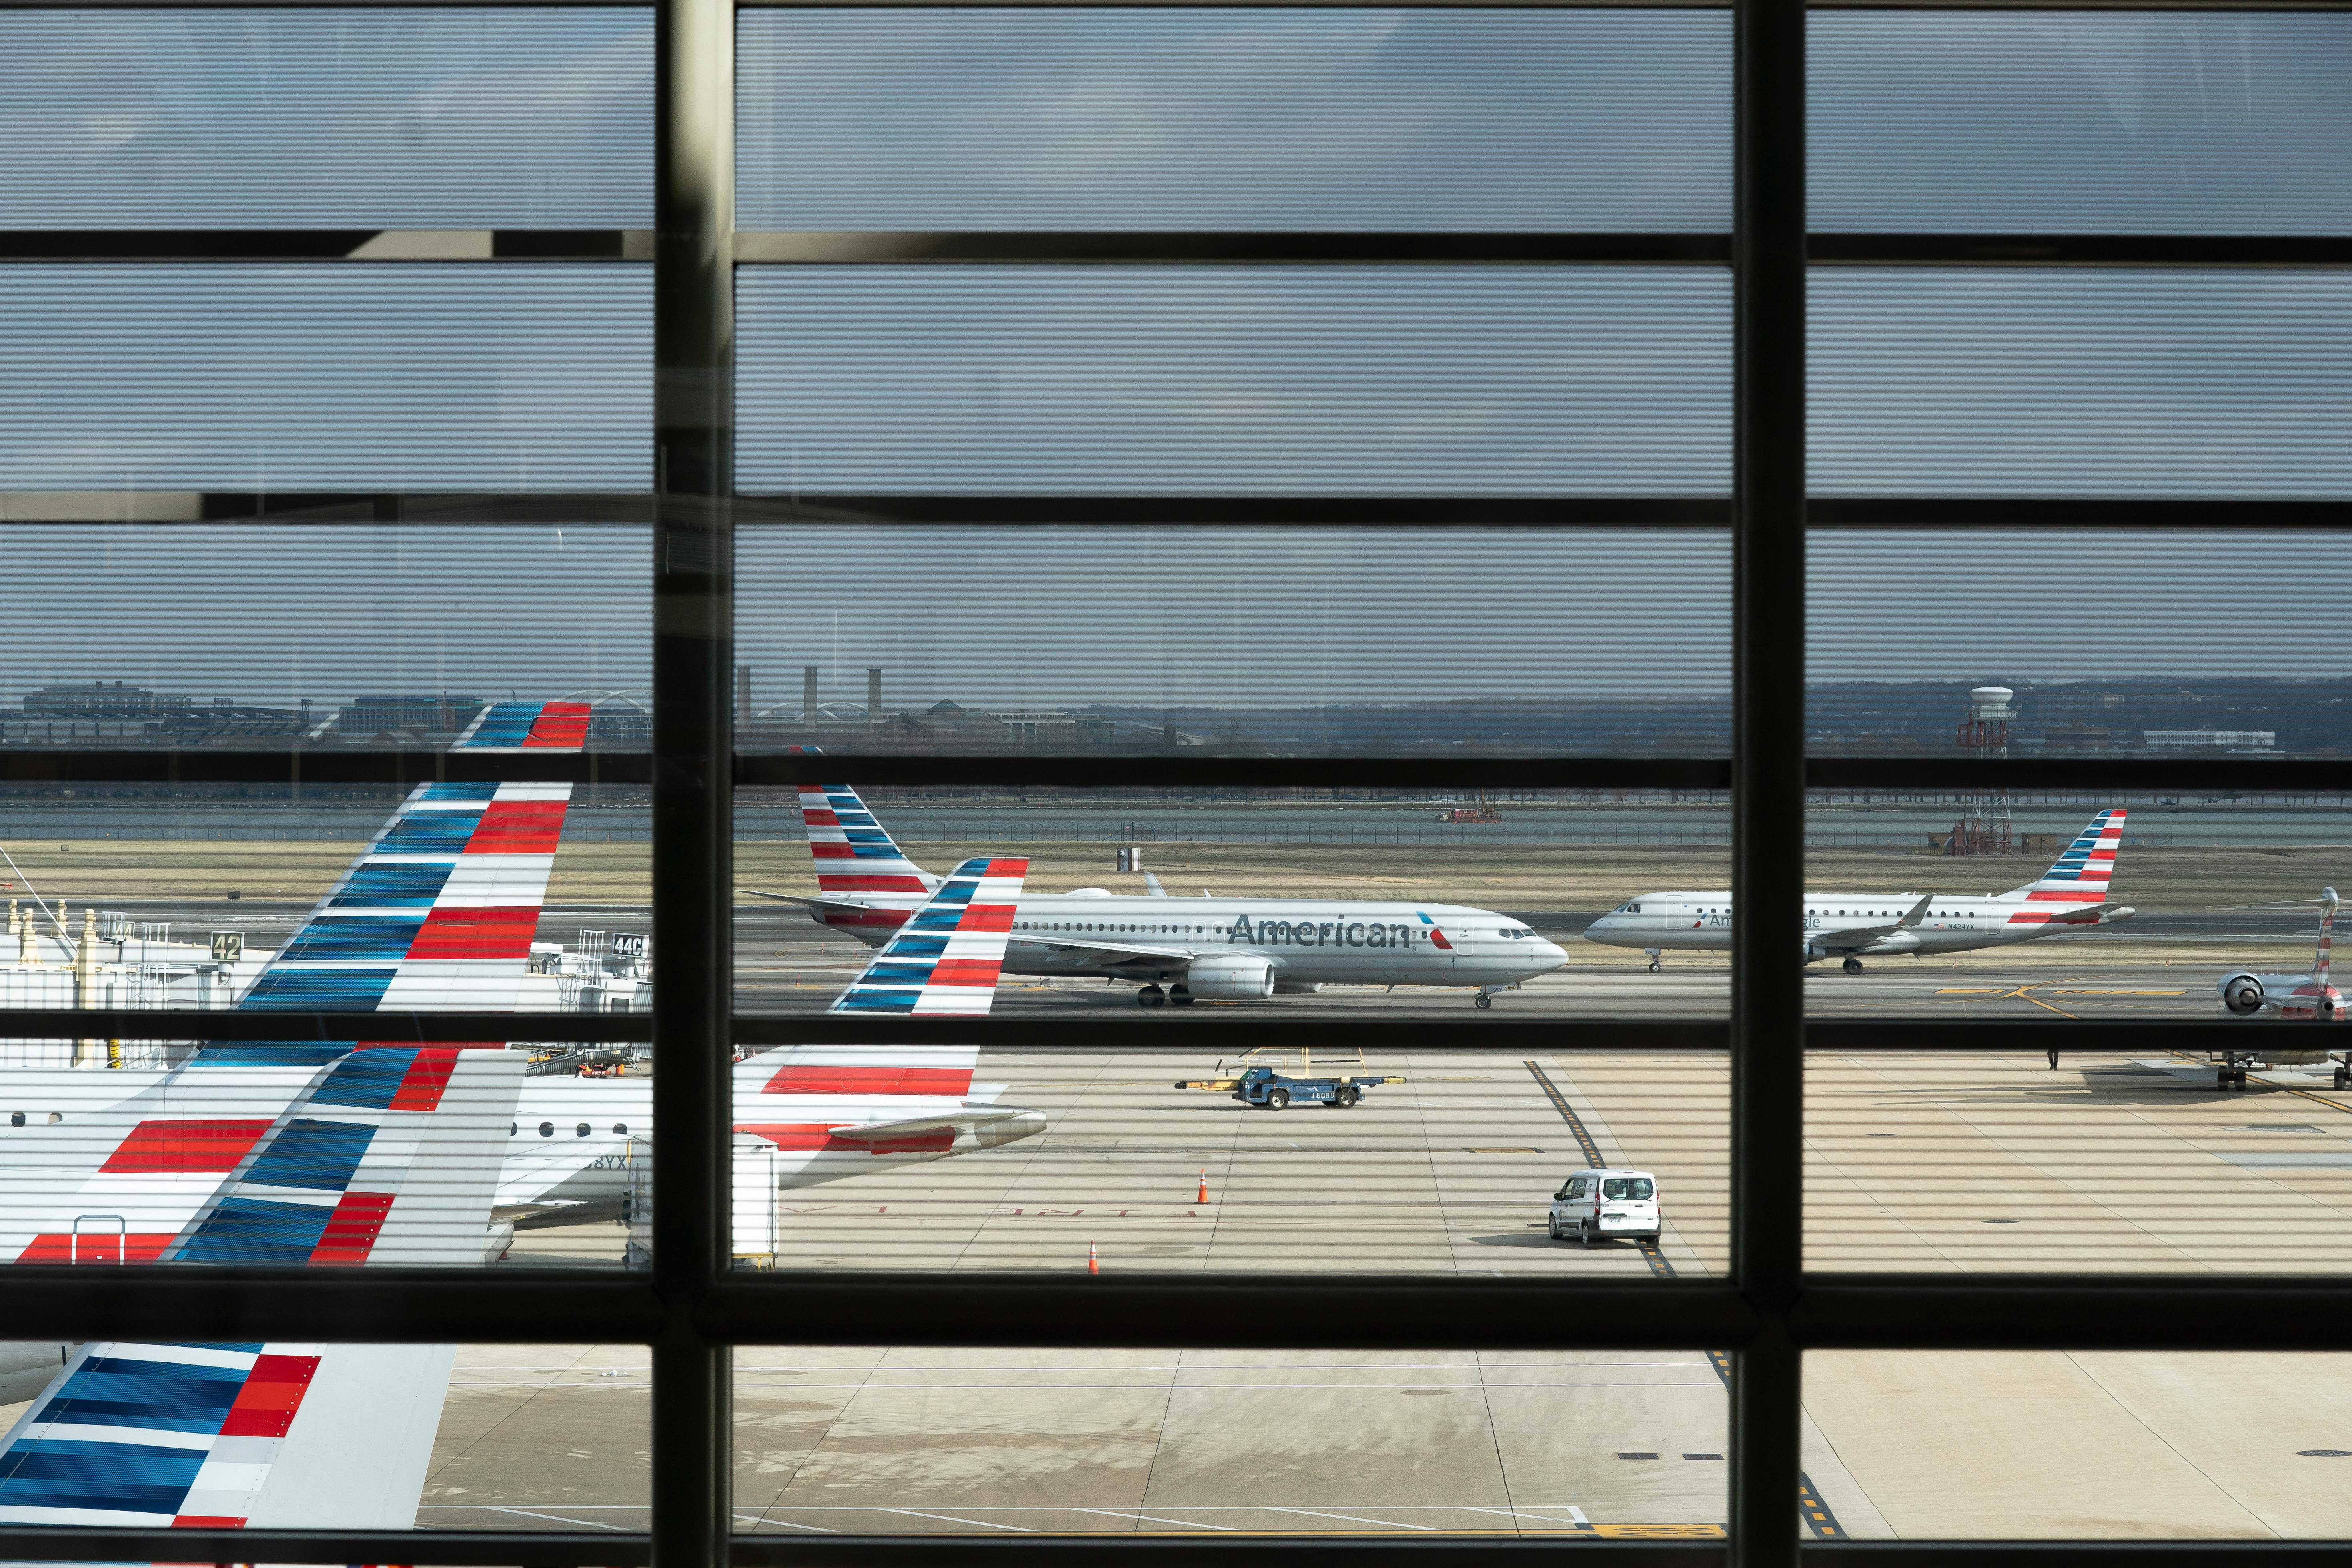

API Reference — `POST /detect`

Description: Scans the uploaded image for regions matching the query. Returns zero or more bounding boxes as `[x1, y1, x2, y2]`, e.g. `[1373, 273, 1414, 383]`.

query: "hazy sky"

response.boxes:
[1, 9, 2346, 709]
[5, 525, 2349, 713]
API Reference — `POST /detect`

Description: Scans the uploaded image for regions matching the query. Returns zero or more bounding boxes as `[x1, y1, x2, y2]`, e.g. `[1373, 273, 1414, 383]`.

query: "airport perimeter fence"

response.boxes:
[4, 0, 2352, 1565]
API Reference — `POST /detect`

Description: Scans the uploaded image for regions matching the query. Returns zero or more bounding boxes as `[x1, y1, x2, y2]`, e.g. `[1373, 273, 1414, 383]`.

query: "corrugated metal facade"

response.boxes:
[0, 8, 651, 229]
[736, 266, 1731, 496]
[1812, 12, 2352, 236]
[1811, 269, 2352, 498]
[0, 266, 651, 491]
[737, 8, 1729, 233]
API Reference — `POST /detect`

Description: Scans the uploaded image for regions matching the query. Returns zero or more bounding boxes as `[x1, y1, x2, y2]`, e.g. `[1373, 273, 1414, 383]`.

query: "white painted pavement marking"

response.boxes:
[1069, 1508, 1240, 1530]
[881, 1509, 1036, 1532]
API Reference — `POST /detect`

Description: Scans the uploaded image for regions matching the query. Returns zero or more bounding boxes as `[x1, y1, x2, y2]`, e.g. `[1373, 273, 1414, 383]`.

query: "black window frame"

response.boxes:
[2, 0, 2349, 1564]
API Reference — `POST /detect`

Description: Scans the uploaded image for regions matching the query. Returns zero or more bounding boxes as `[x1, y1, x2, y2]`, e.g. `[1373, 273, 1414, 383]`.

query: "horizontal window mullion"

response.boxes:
[732, 1539, 1726, 1565]
[1797, 1278, 2352, 1352]
[1812, 235, 2352, 268]
[731, 755, 1731, 790]
[704, 1276, 1754, 1350]
[0, 1528, 644, 1567]
[1809, 498, 2352, 529]
[734, 232, 1730, 264]
[732, 1017, 1725, 1051]
[1803, 1020, 2328, 1054]
[0, 231, 642, 262]
[0, 1008, 650, 1041]
[1805, 1548, 2352, 1568]
[0, 748, 651, 785]
[731, 495, 1734, 527]
[1806, 756, 2352, 792]
[0, 1270, 661, 1342]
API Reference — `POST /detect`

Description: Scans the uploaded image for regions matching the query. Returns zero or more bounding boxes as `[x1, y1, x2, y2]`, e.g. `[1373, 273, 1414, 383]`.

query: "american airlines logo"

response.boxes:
[1224, 917, 1427, 949]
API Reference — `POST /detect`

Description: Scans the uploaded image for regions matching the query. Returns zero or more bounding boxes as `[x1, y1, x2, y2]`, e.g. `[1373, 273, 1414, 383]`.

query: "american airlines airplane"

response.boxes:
[1583, 809, 2136, 974]
[2208, 887, 2349, 1091]
[751, 775, 1569, 1008]
[0, 703, 1046, 1532]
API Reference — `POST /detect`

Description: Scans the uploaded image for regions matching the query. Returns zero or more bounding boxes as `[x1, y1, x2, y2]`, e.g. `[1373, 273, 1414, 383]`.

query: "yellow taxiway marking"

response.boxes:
[1989, 983, 2079, 1019]
[1937, 987, 2184, 997]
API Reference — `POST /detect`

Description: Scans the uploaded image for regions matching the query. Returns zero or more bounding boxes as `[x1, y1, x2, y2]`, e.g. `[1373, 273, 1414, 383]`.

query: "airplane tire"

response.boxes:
[1842, 957, 1863, 976]
[1475, 993, 1493, 1010]
[1647, 961, 1661, 973]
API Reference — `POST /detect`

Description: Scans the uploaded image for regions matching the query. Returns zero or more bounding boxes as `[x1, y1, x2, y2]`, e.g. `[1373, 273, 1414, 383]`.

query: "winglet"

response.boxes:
[829, 857, 1029, 1015]
[2318, 887, 2340, 988]
[1897, 894, 1934, 928]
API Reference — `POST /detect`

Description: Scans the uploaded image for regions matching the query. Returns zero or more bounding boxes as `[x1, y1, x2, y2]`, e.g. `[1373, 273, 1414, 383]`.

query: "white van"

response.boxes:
[1549, 1168, 1661, 1246]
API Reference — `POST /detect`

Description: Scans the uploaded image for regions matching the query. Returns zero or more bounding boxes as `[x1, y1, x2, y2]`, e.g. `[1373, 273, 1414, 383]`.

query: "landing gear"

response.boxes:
[1138, 984, 1167, 1008]
[1645, 948, 1662, 974]
[2335, 1059, 2350, 1091]
[2218, 1063, 2248, 1091]
[1170, 985, 1194, 1007]
[1842, 957, 1864, 977]
[1474, 993, 1493, 1009]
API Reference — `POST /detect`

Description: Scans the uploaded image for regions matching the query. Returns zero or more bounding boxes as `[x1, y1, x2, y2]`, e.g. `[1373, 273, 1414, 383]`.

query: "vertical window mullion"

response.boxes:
[1733, 0, 1807, 1562]
[652, 0, 735, 1562]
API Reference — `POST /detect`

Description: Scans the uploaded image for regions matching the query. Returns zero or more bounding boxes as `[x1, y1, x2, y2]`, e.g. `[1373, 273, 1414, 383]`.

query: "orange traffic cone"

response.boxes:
[1197, 1169, 1210, 1204]
[1087, 1242, 1099, 1275]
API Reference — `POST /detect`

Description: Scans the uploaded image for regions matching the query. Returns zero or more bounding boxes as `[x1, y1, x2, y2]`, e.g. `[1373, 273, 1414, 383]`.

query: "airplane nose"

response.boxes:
[1535, 938, 1570, 971]
[975, 1109, 1047, 1149]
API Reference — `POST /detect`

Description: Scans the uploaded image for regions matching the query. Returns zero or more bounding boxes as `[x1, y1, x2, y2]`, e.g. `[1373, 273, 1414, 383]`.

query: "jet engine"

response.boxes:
[1186, 954, 1276, 999]
[2220, 973, 2267, 1015]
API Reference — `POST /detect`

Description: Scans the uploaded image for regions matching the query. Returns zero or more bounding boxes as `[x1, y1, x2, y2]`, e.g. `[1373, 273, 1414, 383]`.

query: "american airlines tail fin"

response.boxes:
[2317, 887, 2340, 988]
[829, 857, 1028, 1015]
[798, 773, 937, 900]
[2003, 808, 2127, 903]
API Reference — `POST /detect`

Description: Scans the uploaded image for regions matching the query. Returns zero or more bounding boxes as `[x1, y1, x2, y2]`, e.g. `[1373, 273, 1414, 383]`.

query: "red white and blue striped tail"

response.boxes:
[453, 697, 593, 752]
[2007, 807, 2127, 903]
[0, 1339, 459, 1528]
[0, 1043, 523, 1269]
[828, 857, 1028, 1016]
[239, 780, 571, 1013]
[0, 1048, 522, 1524]
[800, 779, 936, 899]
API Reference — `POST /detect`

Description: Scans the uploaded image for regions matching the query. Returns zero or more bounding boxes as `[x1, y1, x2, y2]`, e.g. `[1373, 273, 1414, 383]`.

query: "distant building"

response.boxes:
[338, 695, 486, 737]
[5, 681, 305, 745]
[2143, 729, 2277, 752]
[22, 680, 192, 720]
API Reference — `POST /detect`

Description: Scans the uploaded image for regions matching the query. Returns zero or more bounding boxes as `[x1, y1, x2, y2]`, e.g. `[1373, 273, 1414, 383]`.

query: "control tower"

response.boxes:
[1951, 685, 2015, 855]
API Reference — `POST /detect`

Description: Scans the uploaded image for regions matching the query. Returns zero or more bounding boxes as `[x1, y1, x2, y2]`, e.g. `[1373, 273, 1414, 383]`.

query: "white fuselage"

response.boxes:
[819, 895, 1569, 990]
[1585, 891, 2122, 959]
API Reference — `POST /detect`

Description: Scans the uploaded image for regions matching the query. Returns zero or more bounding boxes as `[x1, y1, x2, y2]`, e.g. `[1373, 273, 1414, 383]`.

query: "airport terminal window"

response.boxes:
[5, 0, 2348, 1564]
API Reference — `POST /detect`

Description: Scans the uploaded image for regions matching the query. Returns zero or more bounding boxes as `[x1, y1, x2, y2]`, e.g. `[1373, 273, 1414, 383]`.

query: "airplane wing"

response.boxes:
[829, 857, 1028, 1015]
[744, 888, 884, 915]
[1023, 935, 1202, 969]
[824, 1106, 1038, 1142]
[1809, 895, 1933, 954]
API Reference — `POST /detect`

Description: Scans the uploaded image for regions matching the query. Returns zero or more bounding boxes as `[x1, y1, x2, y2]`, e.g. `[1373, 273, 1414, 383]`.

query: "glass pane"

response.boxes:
[1811, 268, 2352, 499]
[737, 266, 1729, 496]
[0, 1342, 647, 1529]
[1813, 12, 2352, 236]
[1796, 789, 2352, 1019]
[1809, 1049, 2352, 1272]
[0, 8, 651, 228]
[737, 526, 1727, 755]
[738, 785, 1730, 1020]
[739, 8, 1728, 232]
[1, 266, 650, 492]
[1807, 1352, 2352, 1536]
[0, 523, 648, 751]
[737, 1347, 1731, 1535]
[0, 785, 651, 1268]
[1809, 531, 2350, 756]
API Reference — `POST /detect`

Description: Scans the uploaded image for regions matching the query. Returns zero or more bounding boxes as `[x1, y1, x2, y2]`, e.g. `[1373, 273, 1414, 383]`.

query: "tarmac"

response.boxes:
[11, 1042, 2352, 1538]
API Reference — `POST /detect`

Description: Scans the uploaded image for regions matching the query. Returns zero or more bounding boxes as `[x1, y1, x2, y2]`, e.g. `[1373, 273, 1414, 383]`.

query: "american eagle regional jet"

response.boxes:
[750, 773, 1570, 1009]
[1584, 808, 2135, 973]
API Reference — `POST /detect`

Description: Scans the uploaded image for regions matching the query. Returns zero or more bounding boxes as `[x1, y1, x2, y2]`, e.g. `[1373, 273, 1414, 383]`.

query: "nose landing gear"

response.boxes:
[1645, 947, 1661, 974]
